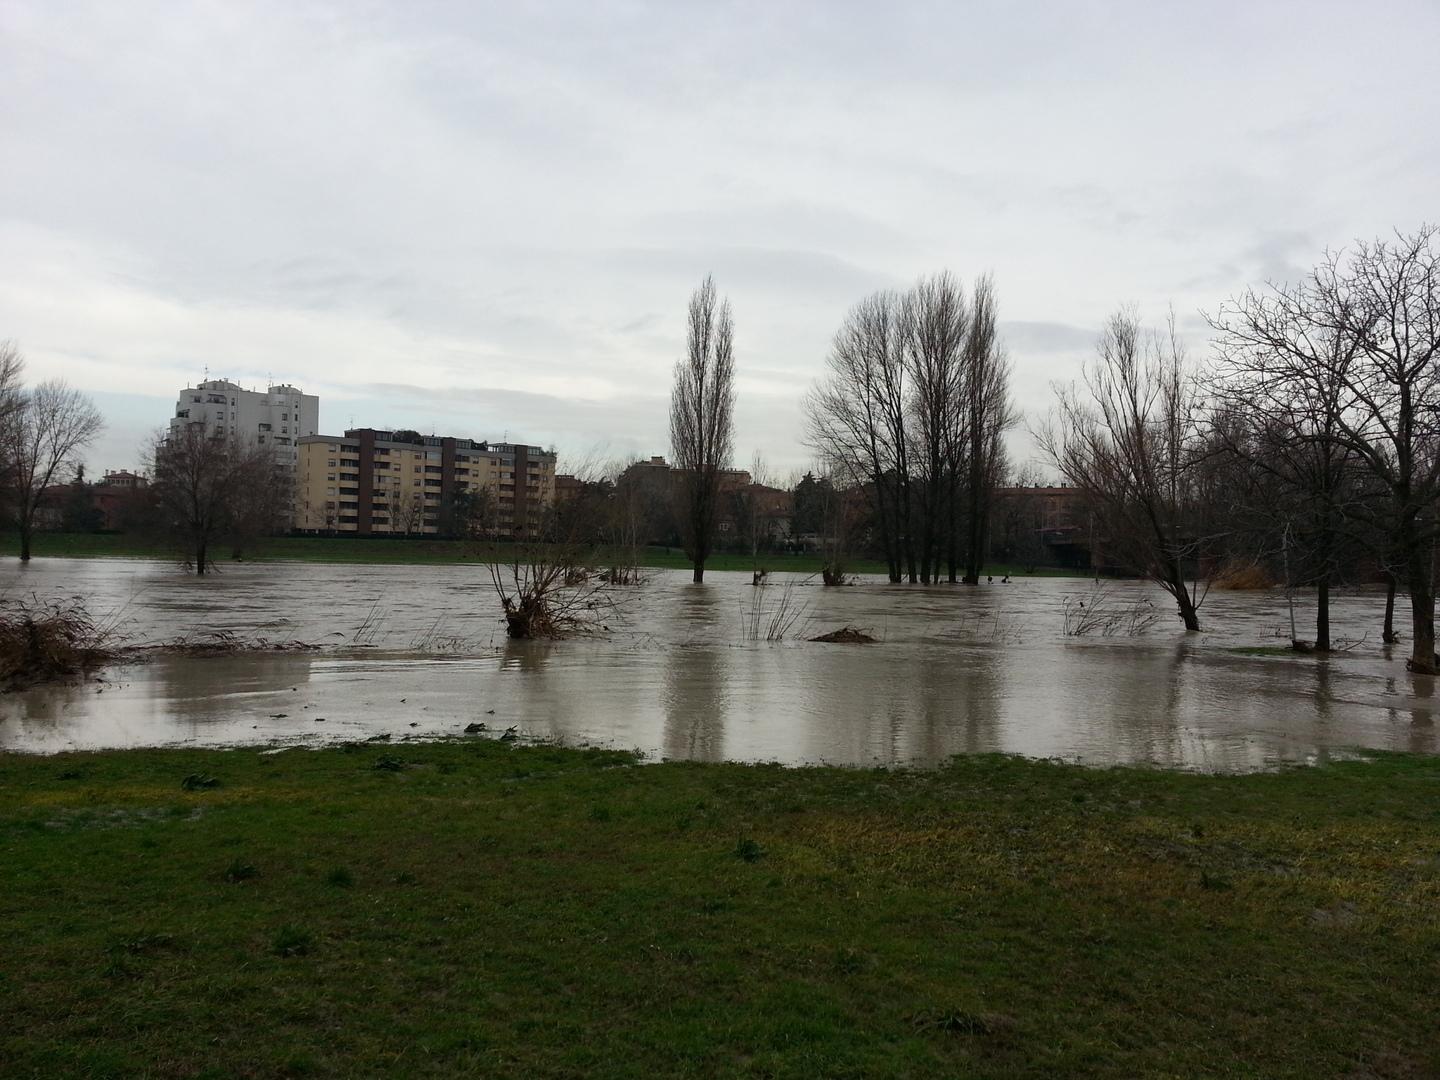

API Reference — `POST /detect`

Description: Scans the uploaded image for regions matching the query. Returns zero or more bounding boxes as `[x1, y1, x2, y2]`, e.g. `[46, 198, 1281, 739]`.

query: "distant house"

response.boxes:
[737, 483, 792, 540]
[619, 455, 756, 543]
[93, 470, 149, 531]
[991, 484, 1094, 568]
[33, 485, 71, 531]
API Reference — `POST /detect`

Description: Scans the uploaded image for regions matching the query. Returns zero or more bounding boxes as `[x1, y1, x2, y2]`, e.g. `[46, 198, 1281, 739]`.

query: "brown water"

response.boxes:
[2, 558, 1434, 770]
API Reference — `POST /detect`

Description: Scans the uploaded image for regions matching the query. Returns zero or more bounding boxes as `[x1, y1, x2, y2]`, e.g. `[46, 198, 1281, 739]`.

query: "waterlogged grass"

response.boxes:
[4, 743, 1438, 1077]
[3, 531, 1085, 577]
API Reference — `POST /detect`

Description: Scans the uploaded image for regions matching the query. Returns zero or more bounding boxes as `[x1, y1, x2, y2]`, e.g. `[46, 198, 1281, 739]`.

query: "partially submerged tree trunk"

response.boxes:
[1403, 534, 1436, 673]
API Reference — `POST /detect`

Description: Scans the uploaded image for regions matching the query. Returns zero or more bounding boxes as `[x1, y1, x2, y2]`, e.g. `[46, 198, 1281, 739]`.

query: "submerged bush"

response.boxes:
[0, 594, 118, 691]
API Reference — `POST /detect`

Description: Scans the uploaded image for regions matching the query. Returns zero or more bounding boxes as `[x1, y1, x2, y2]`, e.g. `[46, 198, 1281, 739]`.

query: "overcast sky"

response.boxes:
[3, 1, 1437, 478]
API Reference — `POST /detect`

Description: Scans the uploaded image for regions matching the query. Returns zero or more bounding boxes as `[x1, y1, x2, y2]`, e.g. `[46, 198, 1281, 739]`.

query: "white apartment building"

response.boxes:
[170, 379, 320, 469]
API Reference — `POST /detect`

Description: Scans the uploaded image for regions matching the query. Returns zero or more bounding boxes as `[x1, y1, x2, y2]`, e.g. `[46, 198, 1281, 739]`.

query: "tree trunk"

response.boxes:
[196, 539, 208, 576]
[692, 558, 704, 584]
[1166, 567, 1200, 631]
[1383, 572, 1398, 644]
[1315, 578, 1331, 652]
[1405, 542, 1436, 673]
[19, 521, 32, 562]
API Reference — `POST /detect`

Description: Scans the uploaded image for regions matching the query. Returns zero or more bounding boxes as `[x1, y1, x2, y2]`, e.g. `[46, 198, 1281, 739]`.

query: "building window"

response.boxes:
[327, 460, 336, 467]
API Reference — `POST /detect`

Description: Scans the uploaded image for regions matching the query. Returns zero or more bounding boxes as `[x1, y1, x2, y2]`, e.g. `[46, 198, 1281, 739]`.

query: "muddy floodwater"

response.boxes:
[2, 557, 1437, 770]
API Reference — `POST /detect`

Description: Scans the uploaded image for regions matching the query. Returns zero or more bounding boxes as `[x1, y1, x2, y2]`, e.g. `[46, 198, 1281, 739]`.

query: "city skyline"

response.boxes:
[4, 1, 1438, 475]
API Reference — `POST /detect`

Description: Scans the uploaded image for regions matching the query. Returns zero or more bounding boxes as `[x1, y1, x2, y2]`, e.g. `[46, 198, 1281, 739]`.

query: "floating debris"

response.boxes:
[809, 626, 877, 644]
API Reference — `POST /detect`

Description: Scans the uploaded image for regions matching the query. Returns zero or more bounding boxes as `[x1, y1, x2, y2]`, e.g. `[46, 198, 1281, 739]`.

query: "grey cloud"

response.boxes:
[7, 2, 1440, 478]
[600, 247, 897, 298]
[1000, 321, 1097, 356]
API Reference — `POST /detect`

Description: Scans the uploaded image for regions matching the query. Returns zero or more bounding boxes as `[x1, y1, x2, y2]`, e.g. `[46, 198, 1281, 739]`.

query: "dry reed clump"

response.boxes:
[0, 595, 119, 691]
[809, 626, 877, 644]
[740, 581, 811, 642]
[1061, 587, 1159, 637]
[1213, 561, 1276, 590]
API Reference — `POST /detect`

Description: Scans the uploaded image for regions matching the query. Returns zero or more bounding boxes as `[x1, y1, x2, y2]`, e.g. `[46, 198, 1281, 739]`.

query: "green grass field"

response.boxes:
[3, 742, 1437, 1077]
[4, 531, 1084, 577]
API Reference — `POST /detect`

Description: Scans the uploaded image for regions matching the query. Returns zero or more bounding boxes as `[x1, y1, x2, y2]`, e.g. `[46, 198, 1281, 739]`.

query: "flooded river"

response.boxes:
[2, 558, 1435, 770]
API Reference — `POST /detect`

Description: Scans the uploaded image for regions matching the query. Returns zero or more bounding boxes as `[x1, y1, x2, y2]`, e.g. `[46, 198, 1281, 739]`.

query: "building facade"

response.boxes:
[170, 379, 320, 470]
[93, 470, 149, 531]
[294, 429, 557, 537]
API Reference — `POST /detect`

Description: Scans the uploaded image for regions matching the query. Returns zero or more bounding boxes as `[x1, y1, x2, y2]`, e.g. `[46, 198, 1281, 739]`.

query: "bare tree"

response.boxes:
[732, 449, 775, 563]
[807, 275, 1015, 585]
[5, 377, 104, 561]
[393, 492, 427, 537]
[1210, 225, 1440, 670]
[146, 425, 278, 574]
[1207, 373, 1361, 650]
[957, 275, 1016, 583]
[902, 272, 968, 583]
[670, 275, 736, 583]
[813, 455, 856, 585]
[487, 469, 616, 637]
[1039, 308, 1210, 630]
[600, 457, 648, 584]
[805, 291, 912, 582]
[0, 341, 24, 454]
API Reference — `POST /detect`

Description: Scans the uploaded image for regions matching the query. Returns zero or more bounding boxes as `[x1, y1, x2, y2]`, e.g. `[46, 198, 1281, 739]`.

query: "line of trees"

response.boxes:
[1036, 226, 1440, 672]
[1210, 226, 1440, 671]
[803, 272, 1016, 584]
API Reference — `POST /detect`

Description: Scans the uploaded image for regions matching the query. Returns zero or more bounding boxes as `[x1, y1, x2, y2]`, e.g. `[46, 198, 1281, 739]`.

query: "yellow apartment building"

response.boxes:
[294, 429, 557, 537]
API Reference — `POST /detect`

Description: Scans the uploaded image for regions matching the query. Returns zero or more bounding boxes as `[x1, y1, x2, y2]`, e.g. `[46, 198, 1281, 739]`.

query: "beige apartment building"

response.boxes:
[294, 429, 556, 537]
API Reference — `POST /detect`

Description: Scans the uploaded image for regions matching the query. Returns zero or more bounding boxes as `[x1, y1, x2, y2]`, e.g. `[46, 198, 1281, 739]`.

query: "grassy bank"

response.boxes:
[2, 531, 1085, 576]
[3, 742, 1438, 1078]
